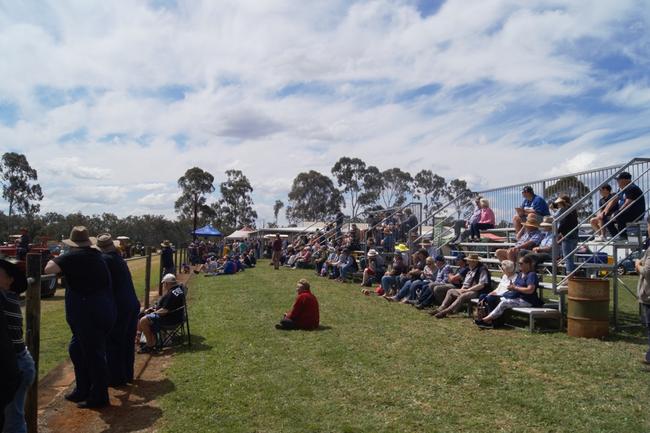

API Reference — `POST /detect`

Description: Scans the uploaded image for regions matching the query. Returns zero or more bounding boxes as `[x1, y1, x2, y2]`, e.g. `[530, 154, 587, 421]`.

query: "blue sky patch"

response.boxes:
[34, 85, 90, 108]
[0, 100, 19, 126]
[58, 127, 88, 144]
[131, 84, 193, 102]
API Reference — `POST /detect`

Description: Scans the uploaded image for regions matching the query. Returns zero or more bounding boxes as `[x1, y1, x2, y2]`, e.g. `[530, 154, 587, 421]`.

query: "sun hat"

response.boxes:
[63, 226, 94, 248]
[367, 249, 378, 257]
[540, 216, 554, 228]
[0, 258, 28, 294]
[465, 253, 481, 263]
[553, 197, 566, 205]
[161, 273, 177, 284]
[395, 243, 409, 252]
[95, 233, 119, 252]
[161, 240, 171, 247]
[524, 219, 541, 229]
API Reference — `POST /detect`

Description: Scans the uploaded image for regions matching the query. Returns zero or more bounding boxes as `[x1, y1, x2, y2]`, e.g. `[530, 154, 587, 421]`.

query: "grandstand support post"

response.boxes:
[158, 247, 163, 296]
[613, 244, 620, 331]
[174, 247, 179, 274]
[144, 247, 152, 309]
[25, 253, 42, 433]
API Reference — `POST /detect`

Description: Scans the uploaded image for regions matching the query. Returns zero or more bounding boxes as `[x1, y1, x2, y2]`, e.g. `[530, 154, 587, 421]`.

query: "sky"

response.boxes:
[1, 0, 650, 227]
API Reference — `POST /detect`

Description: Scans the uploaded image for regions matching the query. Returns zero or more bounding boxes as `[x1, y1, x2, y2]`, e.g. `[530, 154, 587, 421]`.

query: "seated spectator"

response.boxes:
[495, 214, 544, 263]
[205, 256, 237, 276]
[513, 186, 550, 234]
[424, 254, 470, 312]
[361, 249, 385, 287]
[474, 260, 516, 323]
[434, 254, 491, 318]
[468, 198, 496, 241]
[313, 245, 329, 275]
[292, 246, 313, 269]
[381, 226, 395, 254]
[553, 196, 579, 274]
[275, 279, 319, 330]
[522, 216, 555, 266]
[380, 254, 408, 297]
[320, 247, 339, 277]
[137, 274, 185, 353]
[475, 255, 543, 328]
[458, 197, 482, 242]
[389, 256, 436, 303]
[415, 255, 453, 309]
[605, 171, 647, 239]
[387, 249, 429, 303]
[333, 248, 355, 281]
[590, 184, 618, 241]
[198, 256, 220, 274]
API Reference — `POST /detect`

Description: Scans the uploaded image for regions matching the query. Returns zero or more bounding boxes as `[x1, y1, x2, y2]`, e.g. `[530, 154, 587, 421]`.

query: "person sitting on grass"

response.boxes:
[389, 255, 437, 304]
[495, 214, 544, 264]
[137, 274, 186, 353]
[379, 253, 409, 297]
[475, 255, 543, 328]
[334, 248, 355, 282]
[422, 254, 470, 311]
[433, 254, 491, 319]
[313, 245, 329, 275]
[360, 249, 385, 287]
[414, 255, 453, 309]
[320, 247, 339, 277]
[276, 279, 320, 330]
[292, 246, 313, 269]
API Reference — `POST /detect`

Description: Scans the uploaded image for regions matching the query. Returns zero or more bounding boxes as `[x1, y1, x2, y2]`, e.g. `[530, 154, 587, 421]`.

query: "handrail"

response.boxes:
[479, 157, 650, 195]
[363, 201, 422, 242]
[551, 157, 650, 293]
[409, 191, 474, 247]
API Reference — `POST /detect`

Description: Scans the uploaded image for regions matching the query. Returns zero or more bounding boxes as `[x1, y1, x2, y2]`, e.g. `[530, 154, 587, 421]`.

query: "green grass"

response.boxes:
[32, 254, 161, 376]
[159, 261, 650, 433]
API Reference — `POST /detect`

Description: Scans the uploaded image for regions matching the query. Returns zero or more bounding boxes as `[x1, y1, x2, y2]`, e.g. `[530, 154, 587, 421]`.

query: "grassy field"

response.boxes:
[159, 261, 650, 433]
[35, 254, 160, 376]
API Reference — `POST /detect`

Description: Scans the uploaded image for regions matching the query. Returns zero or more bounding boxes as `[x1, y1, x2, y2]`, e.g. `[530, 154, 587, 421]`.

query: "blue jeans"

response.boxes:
[3, 350, 35, 433]
[562, 237, 578, 274]
[381, 275, 399, 293]
[394, 280, 415, 300]
[340, 263, 354, 279]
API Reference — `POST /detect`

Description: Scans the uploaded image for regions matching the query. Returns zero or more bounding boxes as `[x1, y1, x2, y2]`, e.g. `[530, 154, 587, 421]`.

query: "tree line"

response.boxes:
[283, 157, 473, 223]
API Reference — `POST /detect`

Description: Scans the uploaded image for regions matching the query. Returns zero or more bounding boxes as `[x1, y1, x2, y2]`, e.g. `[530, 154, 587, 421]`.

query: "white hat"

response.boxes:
[367, 249, 378, 257]
[161, 273, 177, 284]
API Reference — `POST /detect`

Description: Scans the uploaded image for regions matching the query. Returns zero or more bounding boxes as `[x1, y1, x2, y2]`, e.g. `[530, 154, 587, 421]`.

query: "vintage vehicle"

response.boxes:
[116, 236, 132, 258]
[0, 237, 59, 297]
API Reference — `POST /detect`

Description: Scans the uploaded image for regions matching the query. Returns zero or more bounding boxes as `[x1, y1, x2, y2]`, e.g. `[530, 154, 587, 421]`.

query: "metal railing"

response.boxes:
[407, 191, 475, 248]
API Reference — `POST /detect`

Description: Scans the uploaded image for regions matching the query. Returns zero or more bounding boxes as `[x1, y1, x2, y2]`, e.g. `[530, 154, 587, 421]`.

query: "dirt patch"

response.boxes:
[38, 272, 192, 433]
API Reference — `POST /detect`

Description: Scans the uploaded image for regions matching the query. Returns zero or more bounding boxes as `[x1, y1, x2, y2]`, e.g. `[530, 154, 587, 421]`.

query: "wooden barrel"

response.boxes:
[567, 277, 610, 338]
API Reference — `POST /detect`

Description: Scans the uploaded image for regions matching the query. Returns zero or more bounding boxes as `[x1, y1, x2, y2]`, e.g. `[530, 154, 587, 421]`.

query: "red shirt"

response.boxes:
[286, 290, 319, 330]
[272, 239, 283, 251]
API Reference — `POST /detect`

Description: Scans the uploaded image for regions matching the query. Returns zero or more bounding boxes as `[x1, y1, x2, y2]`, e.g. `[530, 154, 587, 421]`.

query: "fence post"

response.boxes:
[144, 247, 152, 309]
[174, 247, 179, 275]
[25, 253, 42, 433]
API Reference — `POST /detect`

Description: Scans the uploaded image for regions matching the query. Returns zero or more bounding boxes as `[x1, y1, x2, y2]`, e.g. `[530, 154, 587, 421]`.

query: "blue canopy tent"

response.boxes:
[192, 225, 223, 237]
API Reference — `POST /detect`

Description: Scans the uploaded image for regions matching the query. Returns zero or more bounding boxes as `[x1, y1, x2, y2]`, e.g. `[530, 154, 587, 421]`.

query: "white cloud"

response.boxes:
[0, 0, 649, 225]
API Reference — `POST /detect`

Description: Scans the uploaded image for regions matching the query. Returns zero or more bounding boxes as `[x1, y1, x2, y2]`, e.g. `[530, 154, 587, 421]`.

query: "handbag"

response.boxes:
[475, 300, 488, 320]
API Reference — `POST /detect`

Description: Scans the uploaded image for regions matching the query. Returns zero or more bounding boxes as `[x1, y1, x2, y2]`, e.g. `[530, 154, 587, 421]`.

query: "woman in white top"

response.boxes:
[475, 260, 516, 323]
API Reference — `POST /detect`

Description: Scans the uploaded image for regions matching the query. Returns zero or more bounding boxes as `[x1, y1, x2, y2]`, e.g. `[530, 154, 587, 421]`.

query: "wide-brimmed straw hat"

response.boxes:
[0, 258, 28, 294]
[524, 219, 541, 229]
[367, 249, 378, 257]
[553, 197, 566, 205]
[161, 240, 171, 247]
[465, 253, 481, 263]
[95, 233, 119, 252]
[540, 216, 554, 228]
[63, 226, 94, 248]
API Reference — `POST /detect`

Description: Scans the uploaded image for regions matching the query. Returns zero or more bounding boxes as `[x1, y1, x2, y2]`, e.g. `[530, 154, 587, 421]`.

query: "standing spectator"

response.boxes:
[468, 198, 496, 241]
[0, 258, 34, 432]
[335, 210, 345, 237]
[513, 186, 550, 234]
[96, 234, 141, 387]
[554, 196, 579, 274]
[16, 228, 30, 261]
[637, 215, 650, 364]
[272, 234, 283, 270]
[275, 279, 319, 330]
[605, 171, 646, 239]
[590, 184, 618, 241]
[160, 240, 175, 275]
[401, 208, 419, 242]
[0, 308, 21, 431]
[44, 226, 116, 409]
[381, 226, 395, 255]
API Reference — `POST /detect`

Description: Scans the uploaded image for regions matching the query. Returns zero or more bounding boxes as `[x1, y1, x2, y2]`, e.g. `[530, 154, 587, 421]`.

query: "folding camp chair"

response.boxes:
[156, 284, 191, 348]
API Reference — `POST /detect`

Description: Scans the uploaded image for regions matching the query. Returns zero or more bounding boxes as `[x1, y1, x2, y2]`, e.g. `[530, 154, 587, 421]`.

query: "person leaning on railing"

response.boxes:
[605, 171, 646, 240]
[636, 214, 650, 365]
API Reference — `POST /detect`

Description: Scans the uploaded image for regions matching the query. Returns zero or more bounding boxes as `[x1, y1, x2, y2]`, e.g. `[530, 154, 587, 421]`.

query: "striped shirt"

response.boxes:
[0, 290, 25, 354]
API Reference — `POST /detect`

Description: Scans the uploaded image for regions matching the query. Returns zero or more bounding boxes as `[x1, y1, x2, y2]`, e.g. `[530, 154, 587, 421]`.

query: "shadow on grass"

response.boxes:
[98, 378, 175, 433]
[171, 334, 213, 353]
